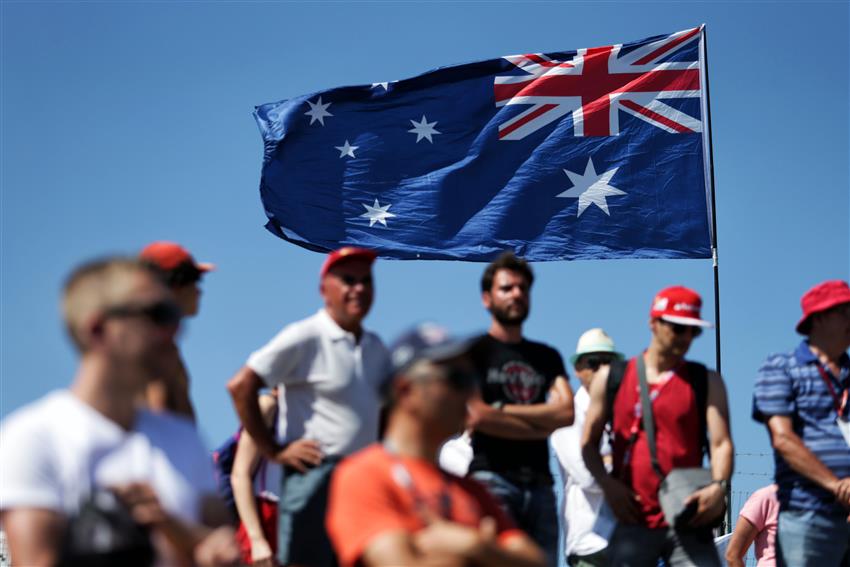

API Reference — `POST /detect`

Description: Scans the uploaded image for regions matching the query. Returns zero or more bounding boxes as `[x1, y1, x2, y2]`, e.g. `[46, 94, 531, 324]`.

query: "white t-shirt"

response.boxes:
[550, 386, 616, 558]
[247, 309, 389, 457]
[0, 390, 215, 524]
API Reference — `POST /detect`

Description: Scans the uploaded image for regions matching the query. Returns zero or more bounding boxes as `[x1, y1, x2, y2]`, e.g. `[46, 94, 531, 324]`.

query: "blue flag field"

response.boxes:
[254, 26, 713, 262]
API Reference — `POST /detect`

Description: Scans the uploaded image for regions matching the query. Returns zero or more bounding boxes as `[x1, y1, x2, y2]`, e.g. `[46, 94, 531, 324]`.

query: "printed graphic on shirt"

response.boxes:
[487, 360, 545, 404]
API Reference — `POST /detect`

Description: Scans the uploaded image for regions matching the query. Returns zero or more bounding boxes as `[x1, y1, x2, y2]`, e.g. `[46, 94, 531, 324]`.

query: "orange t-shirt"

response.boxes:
[327, 443, 522, 567]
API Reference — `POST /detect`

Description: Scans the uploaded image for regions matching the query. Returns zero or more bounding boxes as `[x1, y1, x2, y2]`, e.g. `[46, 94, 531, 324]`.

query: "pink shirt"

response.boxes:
[739, 485, 779, 567]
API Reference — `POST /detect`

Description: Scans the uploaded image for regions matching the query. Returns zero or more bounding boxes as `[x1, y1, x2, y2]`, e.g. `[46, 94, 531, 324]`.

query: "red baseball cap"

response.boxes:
[139, 241, 216, 272]
[320, 247, 377, 278]
[796, 280, 850, 334]
[650, 286, 712, 328]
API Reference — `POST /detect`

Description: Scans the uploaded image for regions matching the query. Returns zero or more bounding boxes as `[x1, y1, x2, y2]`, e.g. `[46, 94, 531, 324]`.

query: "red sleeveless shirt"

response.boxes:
[610, 356, 703, 528]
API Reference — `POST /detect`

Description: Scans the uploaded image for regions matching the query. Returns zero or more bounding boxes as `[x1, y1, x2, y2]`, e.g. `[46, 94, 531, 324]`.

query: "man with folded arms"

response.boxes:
[582, 286, 733, 566]
[752, 280, 850, 566]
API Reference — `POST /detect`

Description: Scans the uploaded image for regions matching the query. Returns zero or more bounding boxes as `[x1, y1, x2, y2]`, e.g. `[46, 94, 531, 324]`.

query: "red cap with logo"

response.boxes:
[139, 241, 216, 272]
[796, 280, 850, 334]
[650, 286, 713, 328]
[320, 247, 377, 278]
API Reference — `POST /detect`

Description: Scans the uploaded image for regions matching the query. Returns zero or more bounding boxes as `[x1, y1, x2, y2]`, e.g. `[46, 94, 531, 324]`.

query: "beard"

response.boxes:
[490, 302, 529, 326]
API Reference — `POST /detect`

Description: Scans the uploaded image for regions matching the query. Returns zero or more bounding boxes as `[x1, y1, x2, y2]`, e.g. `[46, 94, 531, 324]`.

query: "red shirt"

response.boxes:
[611, 357, 703, 528]
[327, 444, 522, 567]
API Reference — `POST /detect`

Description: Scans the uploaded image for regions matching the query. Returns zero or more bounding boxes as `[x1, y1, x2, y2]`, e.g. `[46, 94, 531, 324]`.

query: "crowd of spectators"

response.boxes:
[1, 244, 848, 567]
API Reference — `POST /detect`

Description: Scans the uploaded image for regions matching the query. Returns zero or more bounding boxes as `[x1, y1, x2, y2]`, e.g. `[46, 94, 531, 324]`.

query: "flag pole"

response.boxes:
[700, 24, 729, 534]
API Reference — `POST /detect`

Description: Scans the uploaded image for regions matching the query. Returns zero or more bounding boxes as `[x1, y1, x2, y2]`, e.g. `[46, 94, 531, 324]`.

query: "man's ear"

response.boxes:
[83, 314, 106, 350]
[481, 290, 492, 310]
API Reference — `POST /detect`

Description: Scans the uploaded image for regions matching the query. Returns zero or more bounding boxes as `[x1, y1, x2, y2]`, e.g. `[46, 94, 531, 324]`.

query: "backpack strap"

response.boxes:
[605, 358, 629, 424]
[684, 361, 709, 458]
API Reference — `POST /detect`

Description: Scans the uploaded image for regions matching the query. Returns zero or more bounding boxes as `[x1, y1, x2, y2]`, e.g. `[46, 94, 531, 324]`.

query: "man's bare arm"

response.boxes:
[724, 516, 758, 567]
[501, 376, 575, 431]
[1, 508, 66, 567]
[580, 366, 642, 524]
[766, 414, 850, 505]
[226, 367, 280, 458]
[467, 396, 551, 440]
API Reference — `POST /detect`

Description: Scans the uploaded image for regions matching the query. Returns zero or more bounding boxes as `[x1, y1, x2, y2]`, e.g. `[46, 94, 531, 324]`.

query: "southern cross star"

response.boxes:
[304, 97, 332, 126]
[335, 140, 359, 158]
[371, 82, 389, 90]
[408, 115, 441, 143]
[360, 199, 396, 227]
[556, 157, 626, 217]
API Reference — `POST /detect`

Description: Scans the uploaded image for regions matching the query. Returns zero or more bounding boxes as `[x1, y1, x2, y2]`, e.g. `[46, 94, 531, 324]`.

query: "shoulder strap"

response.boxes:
[605, 358, 628, 422]
[685, 361, 709, 458]
[636, 355, 665, 480]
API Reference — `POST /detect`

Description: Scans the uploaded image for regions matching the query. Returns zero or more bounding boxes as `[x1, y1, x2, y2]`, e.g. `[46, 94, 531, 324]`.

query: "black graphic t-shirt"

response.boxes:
[468, 334, 567, 479]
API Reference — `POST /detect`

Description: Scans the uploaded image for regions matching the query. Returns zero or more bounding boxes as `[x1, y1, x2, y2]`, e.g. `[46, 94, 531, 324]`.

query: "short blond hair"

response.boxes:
[62, 257, 153, 352]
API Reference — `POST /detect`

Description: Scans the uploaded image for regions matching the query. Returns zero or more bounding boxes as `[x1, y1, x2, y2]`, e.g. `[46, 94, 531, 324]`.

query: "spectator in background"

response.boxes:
[326, 323, 545, 567]
[725, 484, 779, 567]
[752, 280, 850, 567]
[466, 252, 574, 567]
[582, 286, 733, 567]
[0, 257, 237, 567]
[550, 328, 621, 567]
[231, 388, 281, 566]
[228, 247, 389, 567]
[140, 240, 215, 421]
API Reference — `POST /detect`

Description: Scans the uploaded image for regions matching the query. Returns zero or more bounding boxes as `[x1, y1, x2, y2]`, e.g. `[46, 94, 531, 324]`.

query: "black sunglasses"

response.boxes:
[104, 300, 182, 327]
[336, 274, 373, 287]
[663, 320, 703, 337]
[579, 355, 617, 371]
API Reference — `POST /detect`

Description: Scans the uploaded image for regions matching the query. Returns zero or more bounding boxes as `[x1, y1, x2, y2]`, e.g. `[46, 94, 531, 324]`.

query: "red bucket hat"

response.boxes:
[140, 241, 216, 273]
[650, 286, 713, 328]
[796, 280, 850, 334]
[320, 247, 377, 278]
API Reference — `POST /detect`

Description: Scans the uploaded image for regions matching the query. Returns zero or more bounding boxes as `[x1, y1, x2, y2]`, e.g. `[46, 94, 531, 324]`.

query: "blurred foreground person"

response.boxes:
[724, 484, 779, 567]
[228, 247, 389, 567]
[326, 323, 546, 567]
[140, 240, 216, 420]
[753, 280, 850, 566]
[550, 329, 621, 567]
[230, 389, 281, 566]
[0, 257, 237, 567]
[582, 286, 733, 566]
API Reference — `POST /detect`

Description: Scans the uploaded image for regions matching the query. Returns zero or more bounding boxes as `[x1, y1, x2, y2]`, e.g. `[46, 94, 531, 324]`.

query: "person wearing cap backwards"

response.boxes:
[326, 323, 546, 567]
[227, 247, 390, 567]
[465, 251, 574, 567]
[752, 280, 850, 566]
[550, 329, 622, 567]
[581, 286, 733, 566]
[139, 241, 215, 421]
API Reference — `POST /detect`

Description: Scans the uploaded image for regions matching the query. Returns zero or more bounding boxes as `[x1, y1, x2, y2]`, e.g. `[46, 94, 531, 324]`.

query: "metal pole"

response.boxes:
[699, 25, 730, 535]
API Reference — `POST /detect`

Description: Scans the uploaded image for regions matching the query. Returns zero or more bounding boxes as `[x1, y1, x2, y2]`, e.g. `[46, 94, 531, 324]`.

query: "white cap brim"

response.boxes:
[660, 314, 713, 328]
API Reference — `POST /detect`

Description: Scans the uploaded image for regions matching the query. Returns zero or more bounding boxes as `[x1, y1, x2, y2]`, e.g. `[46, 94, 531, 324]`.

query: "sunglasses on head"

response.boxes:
[662, 320, 703, 337]
[104, 300, 182, 327]
[579, 354, 617, 371]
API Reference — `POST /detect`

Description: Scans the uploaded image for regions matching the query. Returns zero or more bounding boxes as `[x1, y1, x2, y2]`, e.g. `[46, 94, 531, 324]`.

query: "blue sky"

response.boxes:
[2, 1, 848, 499]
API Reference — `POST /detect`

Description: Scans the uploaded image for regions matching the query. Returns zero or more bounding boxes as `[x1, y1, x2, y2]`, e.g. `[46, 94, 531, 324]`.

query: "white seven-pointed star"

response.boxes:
[305, 97, 333, 125]
[371, 82, 389, 90]
[360, 199, 396, 227]
[556, 157, 626, 217]
[408, 115, 441, 143]
[335, 140, 359, 158]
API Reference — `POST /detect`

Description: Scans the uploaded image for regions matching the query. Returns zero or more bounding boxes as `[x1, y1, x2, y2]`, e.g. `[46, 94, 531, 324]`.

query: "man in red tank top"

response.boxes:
[581, 286, 734, 566]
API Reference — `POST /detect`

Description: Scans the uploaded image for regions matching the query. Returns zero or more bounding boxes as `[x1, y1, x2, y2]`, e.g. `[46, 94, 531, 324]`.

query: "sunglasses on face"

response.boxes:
[103, 300, 182, 327]
[579, 355, 617, 371]
[662, 320, 703, 337]
[336, 274, 373, 287]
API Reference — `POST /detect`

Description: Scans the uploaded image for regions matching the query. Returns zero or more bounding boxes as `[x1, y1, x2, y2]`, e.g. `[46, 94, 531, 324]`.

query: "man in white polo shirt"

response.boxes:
[228, 247, 389, 567]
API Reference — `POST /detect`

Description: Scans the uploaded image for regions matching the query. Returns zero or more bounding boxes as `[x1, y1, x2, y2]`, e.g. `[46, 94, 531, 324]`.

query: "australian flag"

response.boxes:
[254, 26, 713, 262]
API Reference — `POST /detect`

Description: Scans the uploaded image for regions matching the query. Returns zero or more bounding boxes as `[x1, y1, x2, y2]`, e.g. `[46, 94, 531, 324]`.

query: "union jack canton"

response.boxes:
[254, 26, 714, 262]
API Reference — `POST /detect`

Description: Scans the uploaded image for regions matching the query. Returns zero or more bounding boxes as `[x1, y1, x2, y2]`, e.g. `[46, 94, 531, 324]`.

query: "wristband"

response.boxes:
[712, 479, 729, 491]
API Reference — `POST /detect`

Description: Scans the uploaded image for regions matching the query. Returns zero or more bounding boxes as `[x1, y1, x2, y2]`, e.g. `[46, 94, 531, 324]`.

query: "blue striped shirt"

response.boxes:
[752, 341, 850, 516]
